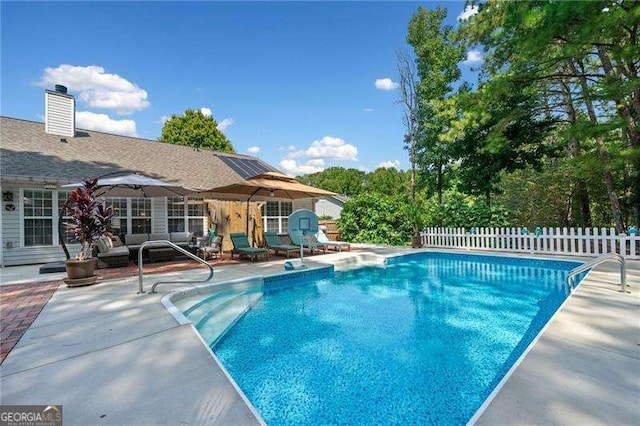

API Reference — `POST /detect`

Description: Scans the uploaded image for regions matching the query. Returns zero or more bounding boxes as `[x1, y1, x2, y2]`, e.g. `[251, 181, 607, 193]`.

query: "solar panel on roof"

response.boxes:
[219, 156, 274, 179]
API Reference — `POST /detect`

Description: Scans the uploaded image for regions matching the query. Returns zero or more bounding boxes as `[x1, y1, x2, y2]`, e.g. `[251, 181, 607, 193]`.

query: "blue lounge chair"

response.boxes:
[230, 232, 269, 262]
[288, 229, 327, 254]
[264, 232, 299, 258]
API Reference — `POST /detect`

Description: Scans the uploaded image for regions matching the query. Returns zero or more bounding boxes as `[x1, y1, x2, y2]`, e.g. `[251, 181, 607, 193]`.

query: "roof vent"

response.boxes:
[45, 85, 75, 137]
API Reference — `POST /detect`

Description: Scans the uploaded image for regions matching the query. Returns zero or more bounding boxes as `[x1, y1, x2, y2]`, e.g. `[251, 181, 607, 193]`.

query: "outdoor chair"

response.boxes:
[317, 228, 350, 252]
[198, 235, 223, 261]
[264, 231, 299, 257]
[230, 232, 269, 262]
[288, 229, 327, 254]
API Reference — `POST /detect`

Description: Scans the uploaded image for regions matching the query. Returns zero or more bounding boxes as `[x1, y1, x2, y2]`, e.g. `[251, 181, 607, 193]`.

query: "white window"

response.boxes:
[23, 189, 54, 246]
[131, 198, 152, 234]
[58, 190, 75, 244]
[106, 197, 129, 239]
[262, 201, 292, 234]
[167, 197, 206, 236]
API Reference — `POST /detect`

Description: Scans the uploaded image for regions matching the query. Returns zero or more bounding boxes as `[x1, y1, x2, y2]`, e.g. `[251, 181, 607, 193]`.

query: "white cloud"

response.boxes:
[76, 111, 137, 137]
[458, 4, 479, 21]
[200, 107, 212, 117]
[375, 78, 399, 91]
[279, 158, 325, 175]
[288, 136, 357, 161]
[37, 64, 149, 115]
[246, 146, 260, 154]
[159, 115, 169, 124]
[462, 49, 484, 64]
[217, 118, 234, 131]
[364, 108, 374, 112]
[377, 160, 401, 169]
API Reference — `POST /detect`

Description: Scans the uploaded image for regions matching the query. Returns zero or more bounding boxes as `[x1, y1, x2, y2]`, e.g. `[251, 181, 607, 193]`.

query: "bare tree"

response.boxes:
[397, 50, 419, 201]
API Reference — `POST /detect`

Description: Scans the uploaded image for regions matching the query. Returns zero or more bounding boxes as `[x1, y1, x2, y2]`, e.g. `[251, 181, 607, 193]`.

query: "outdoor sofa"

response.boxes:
[125, 232, 193, 261]
[94, 235, 130, 268]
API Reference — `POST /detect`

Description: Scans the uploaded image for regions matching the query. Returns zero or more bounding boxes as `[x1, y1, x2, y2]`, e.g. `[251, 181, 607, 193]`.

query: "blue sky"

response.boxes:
[1, 1, 481, 175]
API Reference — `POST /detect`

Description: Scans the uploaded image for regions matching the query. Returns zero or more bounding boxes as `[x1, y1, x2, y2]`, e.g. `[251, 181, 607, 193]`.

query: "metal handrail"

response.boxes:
[136, 240, 214, 294]
[567, 253, 627, 292]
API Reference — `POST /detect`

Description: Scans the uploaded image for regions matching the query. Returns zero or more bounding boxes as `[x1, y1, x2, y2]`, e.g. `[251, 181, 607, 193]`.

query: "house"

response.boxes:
[0, 86, 316, 266]
[314, 194, 350, 220]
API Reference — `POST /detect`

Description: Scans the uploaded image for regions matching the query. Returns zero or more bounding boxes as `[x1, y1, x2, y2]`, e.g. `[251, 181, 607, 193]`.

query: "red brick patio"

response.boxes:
[0, 281, 60, 364]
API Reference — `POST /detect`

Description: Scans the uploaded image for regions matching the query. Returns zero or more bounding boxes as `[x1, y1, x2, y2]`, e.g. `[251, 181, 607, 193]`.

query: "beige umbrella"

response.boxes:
[200, 172, 336, 236]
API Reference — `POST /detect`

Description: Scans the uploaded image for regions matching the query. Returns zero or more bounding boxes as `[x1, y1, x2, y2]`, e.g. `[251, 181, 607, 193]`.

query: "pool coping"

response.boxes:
[162, 249, 597, 424]
[1, 247, 636, 424]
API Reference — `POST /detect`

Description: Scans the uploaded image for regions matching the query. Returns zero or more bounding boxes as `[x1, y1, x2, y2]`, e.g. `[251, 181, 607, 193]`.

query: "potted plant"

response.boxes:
[63, 177, 113, 286]
[406, 200, 424, 248]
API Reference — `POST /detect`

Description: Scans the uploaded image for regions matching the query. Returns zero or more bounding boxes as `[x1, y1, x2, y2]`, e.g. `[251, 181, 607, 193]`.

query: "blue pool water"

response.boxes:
[188, 253, 584, 425]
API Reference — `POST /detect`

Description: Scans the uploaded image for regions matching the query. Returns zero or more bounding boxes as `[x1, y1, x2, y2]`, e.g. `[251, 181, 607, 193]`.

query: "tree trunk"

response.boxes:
[596, 47, 640, 229]
[560, 74, 592, 227]
[570, 59, 625, 232]
[436, 160, 443, 204]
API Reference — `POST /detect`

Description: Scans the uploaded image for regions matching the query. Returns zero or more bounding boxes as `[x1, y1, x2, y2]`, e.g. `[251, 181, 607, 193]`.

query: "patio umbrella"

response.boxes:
[201, 171, 336, 237]
[58, 172, 196, 260]
[61, 173, 195, 198]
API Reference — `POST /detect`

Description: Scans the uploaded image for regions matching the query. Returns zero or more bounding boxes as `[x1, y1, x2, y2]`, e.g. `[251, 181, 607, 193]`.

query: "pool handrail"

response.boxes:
[136, 240, 214, 294]
[567, 252, 626, 292]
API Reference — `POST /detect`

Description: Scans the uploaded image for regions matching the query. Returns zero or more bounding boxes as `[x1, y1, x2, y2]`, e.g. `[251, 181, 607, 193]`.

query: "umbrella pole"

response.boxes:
[246, 188, 261, 245]
[59, 196, 71, 260]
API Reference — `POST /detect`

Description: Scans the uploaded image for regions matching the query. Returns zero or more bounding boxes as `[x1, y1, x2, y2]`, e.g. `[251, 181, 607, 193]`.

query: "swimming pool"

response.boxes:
[178, 252, 584, 425]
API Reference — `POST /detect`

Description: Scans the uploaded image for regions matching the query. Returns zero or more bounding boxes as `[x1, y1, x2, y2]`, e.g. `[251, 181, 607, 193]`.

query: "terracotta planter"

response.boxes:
[411, 235, 422, 248]
[65, 258, 98, 287]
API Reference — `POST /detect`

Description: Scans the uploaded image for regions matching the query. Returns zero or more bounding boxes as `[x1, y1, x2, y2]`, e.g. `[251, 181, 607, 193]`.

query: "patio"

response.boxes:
[0, 248, 638, 425]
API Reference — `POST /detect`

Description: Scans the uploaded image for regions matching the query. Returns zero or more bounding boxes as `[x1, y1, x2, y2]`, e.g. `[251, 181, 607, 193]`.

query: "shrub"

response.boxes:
[338, 193, 413, 245]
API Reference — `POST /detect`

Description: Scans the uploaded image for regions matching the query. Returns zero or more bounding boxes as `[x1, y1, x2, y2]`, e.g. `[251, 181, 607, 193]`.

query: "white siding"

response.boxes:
[45, 91, 75, 137]
[0, 183, 173, 267]
[293, 198, 314, 212]
[1, 182, 79, 267]
[315, 198, 343, 219]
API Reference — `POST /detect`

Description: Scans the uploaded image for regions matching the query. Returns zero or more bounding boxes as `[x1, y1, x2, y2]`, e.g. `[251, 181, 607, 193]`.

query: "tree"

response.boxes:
[159, 109, 234, 153]
[406, 7, 464, 203]
[298, 167, 366, 196]
[459, 0, 640, 231]
[397, 50, 420, 201]
[367, 167, 411, 197]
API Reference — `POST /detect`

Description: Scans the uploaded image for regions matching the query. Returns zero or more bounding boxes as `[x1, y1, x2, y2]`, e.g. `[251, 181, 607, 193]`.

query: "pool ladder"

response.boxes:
[136, 240, 214, 294]
[566, 253, 627, 293]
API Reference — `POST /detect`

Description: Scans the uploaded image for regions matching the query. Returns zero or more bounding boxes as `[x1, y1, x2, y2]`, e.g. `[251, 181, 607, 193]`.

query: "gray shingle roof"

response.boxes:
[0, 116, 278, 190]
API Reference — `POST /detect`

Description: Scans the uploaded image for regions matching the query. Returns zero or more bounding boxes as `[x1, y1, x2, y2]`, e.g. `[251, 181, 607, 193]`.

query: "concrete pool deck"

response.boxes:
[0, 247, 638, 425]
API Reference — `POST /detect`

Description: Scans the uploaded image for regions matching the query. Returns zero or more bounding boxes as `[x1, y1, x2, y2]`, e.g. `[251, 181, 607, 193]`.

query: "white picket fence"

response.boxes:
[421, 227, 640, 260]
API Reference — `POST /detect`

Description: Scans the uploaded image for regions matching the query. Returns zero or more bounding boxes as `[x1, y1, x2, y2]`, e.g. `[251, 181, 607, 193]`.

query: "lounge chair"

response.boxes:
[264, 232, 299, 257]
[317, 228, 350, 252]
[288, 229, 327, 254]
[230, 232, 269, 262]
[198, 235, 223, 260]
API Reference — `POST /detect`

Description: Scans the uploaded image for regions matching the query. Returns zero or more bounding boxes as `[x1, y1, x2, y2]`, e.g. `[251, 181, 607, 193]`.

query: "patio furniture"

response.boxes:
[95, 236, 130, 268]
[199, 235, 224, 260]
[230, 232, 269, 262]
[264, 232, 299, 257]
[317, 228, 350, 252]
[289, 229, 327, 254]
[125, 232, 193, 259]
[148, 247, 176, 263]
